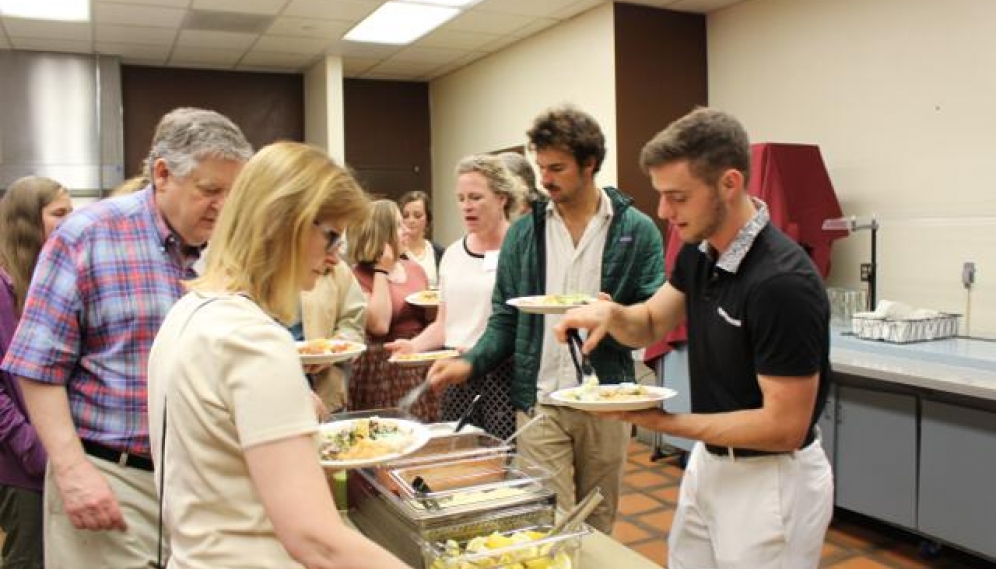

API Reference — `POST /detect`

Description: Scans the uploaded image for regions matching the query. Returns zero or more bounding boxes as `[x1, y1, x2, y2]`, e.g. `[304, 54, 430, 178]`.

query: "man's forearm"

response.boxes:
[606, 302, 661, 348]
[19, 379, 87, 474]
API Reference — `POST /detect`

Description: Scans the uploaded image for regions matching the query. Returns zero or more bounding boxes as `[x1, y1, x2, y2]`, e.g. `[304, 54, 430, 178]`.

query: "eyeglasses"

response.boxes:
[313, 221, 342, 253]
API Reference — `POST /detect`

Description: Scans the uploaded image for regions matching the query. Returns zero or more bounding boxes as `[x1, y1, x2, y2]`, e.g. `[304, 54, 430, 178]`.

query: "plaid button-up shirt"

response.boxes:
[1, 187, 199, 456]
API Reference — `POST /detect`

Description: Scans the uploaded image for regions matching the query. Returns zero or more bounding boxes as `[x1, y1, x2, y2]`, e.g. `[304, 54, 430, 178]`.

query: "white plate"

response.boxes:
[549, 385, 677, 412]
[318, 418, 431, 469]
[406, 290, 440, 307]
[388, 349, 460, 367]
[507, 295, 594, 315]
[296, 339, 366, 365]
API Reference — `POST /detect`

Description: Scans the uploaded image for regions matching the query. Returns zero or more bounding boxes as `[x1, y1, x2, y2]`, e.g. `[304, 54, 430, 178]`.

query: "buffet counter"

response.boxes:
[824, 332, 996, 563]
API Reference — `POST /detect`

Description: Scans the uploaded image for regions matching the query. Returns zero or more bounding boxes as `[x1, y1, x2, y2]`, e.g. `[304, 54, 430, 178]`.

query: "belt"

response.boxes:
[82, 439, 154, 472]
[705, 427, 817, 459]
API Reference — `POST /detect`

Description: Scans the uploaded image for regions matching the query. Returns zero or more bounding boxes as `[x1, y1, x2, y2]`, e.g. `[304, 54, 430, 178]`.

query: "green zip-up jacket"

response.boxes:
[463, 186, 665, 411]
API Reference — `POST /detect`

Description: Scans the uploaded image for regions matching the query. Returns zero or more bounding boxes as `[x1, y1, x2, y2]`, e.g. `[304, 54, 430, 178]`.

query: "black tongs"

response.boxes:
[412, 475, 443, 511]
[566, 328, 596, 384]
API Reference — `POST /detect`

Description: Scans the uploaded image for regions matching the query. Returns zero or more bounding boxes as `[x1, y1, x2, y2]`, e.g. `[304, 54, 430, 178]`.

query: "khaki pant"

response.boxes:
[515, 404, 629, 534]
[43, 455, 165, 569]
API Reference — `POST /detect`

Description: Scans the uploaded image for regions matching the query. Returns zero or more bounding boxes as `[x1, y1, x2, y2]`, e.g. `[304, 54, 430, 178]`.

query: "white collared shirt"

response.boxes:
[536, 189, 614, 400]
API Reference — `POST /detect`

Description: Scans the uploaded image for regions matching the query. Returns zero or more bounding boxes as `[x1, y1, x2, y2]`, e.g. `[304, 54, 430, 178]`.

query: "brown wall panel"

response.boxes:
[121, 65, 303, 179]
[614, 3, 707, 237]
[343, 79, 431, 202]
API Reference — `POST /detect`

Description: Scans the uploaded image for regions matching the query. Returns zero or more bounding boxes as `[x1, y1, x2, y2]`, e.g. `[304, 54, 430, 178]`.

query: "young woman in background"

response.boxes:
[0, 175, 73, 569]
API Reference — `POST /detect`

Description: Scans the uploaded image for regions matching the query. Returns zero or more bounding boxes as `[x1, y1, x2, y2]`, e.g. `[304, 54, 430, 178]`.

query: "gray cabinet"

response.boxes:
[817, 382, 836, 470]
[919, 399, 996, 560]
[834, 383, 917, 529]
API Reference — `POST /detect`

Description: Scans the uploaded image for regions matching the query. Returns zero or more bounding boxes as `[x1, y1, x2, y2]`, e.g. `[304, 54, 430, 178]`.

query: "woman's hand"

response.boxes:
[376, 243, 396, 271]
[385, 339, 416, 355]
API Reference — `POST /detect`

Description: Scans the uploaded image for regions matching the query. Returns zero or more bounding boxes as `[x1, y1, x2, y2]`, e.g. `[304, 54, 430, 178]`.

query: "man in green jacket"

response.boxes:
[430, 105, 664, 532]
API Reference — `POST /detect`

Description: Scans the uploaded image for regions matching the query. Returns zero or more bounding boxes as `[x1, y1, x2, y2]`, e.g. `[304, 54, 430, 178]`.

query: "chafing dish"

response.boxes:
[348, 451, 556, 567]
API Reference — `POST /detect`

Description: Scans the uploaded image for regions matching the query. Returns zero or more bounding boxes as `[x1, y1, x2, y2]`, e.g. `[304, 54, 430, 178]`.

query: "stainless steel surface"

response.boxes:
[0, 51, 123, 194]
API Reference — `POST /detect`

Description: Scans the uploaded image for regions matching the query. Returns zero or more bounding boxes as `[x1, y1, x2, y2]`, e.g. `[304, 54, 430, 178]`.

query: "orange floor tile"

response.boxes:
[615, 439, 996, 569]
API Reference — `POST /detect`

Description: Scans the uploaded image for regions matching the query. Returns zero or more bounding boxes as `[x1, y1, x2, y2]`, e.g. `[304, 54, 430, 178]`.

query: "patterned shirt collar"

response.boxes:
[144, 185, 204, 272]
[697, 197, 770, 274]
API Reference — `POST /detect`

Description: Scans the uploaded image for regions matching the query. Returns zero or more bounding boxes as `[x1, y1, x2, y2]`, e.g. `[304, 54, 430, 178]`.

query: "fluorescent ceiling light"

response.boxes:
[344, 2, 459, 45]
[0, 0, 89, 21]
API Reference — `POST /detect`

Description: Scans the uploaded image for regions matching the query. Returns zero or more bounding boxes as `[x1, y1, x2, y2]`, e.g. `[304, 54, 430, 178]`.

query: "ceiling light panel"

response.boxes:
[344, 2, 460, 45]
[0, 0, 89, 21]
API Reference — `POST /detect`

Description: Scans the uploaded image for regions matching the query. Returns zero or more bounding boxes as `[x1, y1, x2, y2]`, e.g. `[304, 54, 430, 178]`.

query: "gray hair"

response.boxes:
[148, 107, 253, 181]
[455, 154, 525, 219]
[498, 151, 547, 205]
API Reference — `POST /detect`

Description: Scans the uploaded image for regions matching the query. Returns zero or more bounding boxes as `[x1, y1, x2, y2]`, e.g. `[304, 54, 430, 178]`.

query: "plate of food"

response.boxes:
[506, 294, 595, 314]
[296, 338, 366, 365]
[318, 416, 431, 469]
[550, 378, 676, 412]
[389, 349, 460, 367]
[406, 289, 440, 307]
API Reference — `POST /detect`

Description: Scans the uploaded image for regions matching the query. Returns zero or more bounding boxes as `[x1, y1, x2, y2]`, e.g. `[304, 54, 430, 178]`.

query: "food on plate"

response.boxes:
[319, 417, 414, 462]
[429, 529, 572, 569]
[412, 289, 440, 304]
[391, 349, 459, 363]
[518, 294, 592, 306]
[567, 375, 649, 402]
[298, 338, 355, 355]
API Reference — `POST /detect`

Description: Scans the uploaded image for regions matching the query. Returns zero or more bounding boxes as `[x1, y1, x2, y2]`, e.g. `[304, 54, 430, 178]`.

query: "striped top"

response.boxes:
[0, 187, 199, 456]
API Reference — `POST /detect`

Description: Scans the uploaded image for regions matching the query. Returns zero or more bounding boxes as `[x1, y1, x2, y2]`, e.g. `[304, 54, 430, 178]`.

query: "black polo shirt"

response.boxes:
[669, 224, 830, 429]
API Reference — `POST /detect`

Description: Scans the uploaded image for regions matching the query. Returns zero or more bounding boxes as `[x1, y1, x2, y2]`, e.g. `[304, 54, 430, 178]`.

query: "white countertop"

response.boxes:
[830, 332, 996, 400]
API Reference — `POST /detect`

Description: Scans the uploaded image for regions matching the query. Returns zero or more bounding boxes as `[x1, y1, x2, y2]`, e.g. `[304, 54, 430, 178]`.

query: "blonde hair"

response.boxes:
[190, 141, 369, 324]
[348, 200, 401, 266]
[455, 154, 525, 219]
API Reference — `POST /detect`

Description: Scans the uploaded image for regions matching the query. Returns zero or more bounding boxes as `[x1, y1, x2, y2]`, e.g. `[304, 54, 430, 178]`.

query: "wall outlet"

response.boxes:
[962, 261, 976, 289]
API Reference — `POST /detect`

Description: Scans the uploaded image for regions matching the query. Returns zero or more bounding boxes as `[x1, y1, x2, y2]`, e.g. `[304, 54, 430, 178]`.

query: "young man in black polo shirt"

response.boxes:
[557, 107, 833, 569]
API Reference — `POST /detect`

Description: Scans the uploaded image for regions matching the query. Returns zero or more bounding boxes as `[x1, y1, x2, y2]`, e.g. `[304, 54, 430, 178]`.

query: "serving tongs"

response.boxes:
[411, 475, 443, 511]
[542, 488, 603, 558]
[565, 328, 597, 385]
[397, 377, 432, 414]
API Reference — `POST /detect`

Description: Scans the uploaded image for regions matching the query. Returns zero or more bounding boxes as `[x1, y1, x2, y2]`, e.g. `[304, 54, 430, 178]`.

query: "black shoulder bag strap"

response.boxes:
[157, 297, 221, 569]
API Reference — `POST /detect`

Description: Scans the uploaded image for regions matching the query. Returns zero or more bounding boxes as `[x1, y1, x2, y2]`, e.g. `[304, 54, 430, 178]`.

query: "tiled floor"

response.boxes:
[615, 439, 996, 568]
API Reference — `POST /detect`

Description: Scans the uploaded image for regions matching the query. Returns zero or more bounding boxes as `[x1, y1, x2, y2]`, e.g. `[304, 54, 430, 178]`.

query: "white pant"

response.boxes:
[668, 436, 834, 569]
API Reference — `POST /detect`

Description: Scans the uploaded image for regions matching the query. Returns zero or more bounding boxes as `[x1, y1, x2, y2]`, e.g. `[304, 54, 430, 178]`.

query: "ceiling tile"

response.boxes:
[368, 58, 440, 76]
[177, 29, 257, 50]
[387, 45, 469, 66]
[476, 33, 522, 53]
[192, 0, 286, 16]
[473, 0, 582, 18]
[170, 46, 244, 65]
[10, 37, 93, 54]
[96, 0, 190, 7]
[124, 57, 173, 66]
[327, 40, 401, 59]
[96, 24, 178, 46]
[94, 2, 186, 28]
[416, 28, 501, 51]
[429, 50, 487, 77]
[551, 0, 606, 19]
[96, 42, 171, 61]
[283, 0, 380, 21]
[342, 56, 379, 75]
[253, 35, 330, 54]
[670, 0, 743, 12]
[445, 9, 539, 36]
[240, 50, 315, 68]
[3, 19, 91, 41]
[266, 16, 351, 39]
[361, 71, 422, 81]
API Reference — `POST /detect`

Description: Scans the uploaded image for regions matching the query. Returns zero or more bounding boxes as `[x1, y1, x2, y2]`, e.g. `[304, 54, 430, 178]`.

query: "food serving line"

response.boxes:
[300, 292, 674, 569]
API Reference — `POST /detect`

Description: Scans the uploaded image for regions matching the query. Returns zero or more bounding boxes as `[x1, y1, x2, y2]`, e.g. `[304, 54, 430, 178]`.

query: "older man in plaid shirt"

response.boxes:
[1, 107, 252, 568]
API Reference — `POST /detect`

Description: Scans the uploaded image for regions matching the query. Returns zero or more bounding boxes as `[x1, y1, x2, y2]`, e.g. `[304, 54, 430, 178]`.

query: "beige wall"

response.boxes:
[429, 3, 617, 246]
[709, 0, 996, 336]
